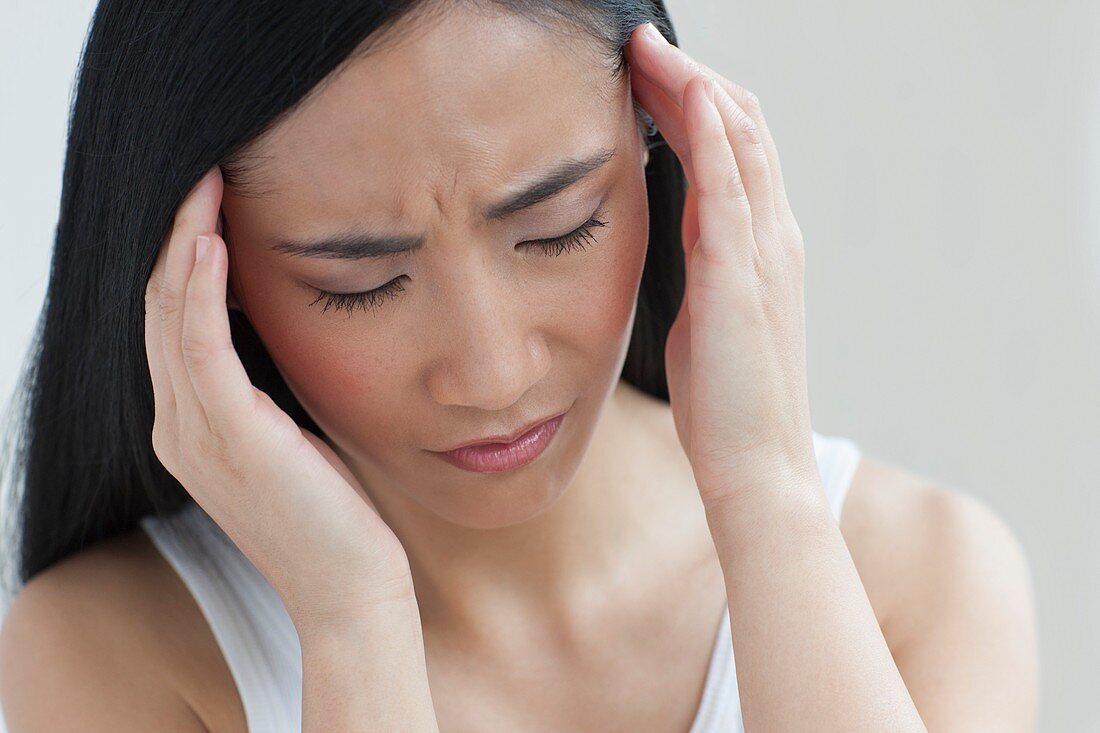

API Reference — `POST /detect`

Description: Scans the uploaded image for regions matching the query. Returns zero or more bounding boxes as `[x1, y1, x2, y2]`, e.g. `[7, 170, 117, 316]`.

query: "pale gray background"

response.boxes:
[1, 1, 1097, 729]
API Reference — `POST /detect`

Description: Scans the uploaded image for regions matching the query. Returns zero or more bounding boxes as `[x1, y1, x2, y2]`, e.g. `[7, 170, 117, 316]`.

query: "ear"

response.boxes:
[627, 79, 652, 169]
[633, 107, 652, 168]
[635, 118, 650, 168]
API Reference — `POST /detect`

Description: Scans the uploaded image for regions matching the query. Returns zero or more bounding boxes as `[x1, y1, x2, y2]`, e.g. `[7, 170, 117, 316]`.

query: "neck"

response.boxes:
[349, 381, 700, 640]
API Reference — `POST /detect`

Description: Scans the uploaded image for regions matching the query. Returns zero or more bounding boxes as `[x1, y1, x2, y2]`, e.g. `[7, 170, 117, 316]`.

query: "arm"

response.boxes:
[629, 25, 926, 725]
[700, 461, 1038, 731]
[295, 591, 440, 733]
[625, 22, 1036, 730]
[703, 477, 927, 731]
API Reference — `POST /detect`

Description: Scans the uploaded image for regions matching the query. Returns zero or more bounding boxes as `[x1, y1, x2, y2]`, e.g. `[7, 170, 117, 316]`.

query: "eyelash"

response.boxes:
[307, 208, 610, 316]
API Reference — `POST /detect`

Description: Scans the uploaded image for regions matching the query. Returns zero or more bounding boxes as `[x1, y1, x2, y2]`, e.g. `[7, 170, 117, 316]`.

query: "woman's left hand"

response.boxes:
[627, 23, 820, 504]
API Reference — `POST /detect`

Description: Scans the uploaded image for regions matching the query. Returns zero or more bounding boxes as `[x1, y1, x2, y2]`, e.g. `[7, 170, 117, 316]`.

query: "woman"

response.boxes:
[0, 1, 1038, 730]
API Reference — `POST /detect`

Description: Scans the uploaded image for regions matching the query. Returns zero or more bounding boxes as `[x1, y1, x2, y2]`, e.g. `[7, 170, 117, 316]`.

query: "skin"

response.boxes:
[219, 8, 676, 636]
[0, 8, 1038, 733]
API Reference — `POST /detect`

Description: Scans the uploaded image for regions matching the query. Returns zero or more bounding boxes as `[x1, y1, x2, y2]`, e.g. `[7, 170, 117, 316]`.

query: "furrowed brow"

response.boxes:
[271, 231, 424, 261]
[481, 145, 617, 220]
[270, 145, 616, 261]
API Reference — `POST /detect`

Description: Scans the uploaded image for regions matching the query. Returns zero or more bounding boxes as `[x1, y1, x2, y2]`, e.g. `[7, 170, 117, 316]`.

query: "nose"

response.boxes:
[425, 275, 552, 412]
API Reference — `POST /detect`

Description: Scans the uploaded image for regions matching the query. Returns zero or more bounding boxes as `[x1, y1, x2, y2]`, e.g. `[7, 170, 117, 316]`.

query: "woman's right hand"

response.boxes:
[144, 165, 414, 629]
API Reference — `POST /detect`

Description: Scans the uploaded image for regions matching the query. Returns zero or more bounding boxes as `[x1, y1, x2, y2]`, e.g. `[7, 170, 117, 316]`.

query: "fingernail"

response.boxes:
[644, 22, 667, 45]
[195, 235, 210, 264]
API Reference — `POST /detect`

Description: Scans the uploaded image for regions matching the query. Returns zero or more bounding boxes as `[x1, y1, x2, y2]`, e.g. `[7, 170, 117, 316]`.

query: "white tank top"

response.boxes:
[140, 429, 862, 733]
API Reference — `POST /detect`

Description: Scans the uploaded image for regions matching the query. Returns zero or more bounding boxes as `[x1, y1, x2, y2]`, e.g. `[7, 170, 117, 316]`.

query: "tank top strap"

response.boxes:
[139, 503, 302, 732]
[812, 429, 863, 522]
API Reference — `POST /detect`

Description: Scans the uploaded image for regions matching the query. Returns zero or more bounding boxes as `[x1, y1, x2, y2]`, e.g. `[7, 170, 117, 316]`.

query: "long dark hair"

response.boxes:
[0, 0, 686, 605]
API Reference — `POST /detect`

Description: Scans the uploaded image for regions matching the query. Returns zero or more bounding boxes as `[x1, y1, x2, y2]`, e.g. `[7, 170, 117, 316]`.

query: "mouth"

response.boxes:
[431, 407, 570, 474]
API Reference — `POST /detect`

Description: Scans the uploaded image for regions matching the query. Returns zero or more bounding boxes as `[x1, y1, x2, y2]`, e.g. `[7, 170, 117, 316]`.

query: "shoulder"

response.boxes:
[840, 455, 1039, 730]
[0, 527, 241, 731]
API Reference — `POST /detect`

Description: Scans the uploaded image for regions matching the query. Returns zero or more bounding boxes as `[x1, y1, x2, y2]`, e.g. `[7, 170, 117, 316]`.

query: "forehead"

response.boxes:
[234, 7, 626, 224]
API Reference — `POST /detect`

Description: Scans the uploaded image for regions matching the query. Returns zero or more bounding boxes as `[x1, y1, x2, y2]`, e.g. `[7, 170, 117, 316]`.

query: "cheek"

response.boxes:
[243, 297, 406, 451]
[578, 235, 647, 345]
[574, 188, 650, 349]
[228, 250, 400, 450]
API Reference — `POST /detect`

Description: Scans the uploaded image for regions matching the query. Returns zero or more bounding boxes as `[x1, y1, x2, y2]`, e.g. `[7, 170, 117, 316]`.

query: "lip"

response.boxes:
[437, 408, 571, 452]
[432, 409, 569, 474]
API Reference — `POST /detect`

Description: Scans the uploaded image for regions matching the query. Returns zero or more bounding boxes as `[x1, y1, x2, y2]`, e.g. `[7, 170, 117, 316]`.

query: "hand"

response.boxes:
[144, 165, 414, 628]
[627, 23, 819, 503]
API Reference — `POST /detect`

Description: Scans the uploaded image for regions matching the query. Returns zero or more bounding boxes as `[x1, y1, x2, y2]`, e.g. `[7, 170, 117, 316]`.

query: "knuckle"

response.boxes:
[742, 88, 762, 114]
[729, 104, 760, 143]
[159, 292, 181, 326]
[204, 429, 247, 485]
[712, 86, 761, 147]
[196, 426, 230, 464]
[181, 334, 214, 372]
[785, 240, 806, 274]
[780, 219, 805, 253]
[699, 162, 747, 202]
[702, 179, 743, 205]
[143, 278, 159, 310]
[150, 425, 165, 456]
[688, 71, 711, 98]
[150, 423, 177, 468]
[741, 120, 762, 147]
[202, 409, 238, 450]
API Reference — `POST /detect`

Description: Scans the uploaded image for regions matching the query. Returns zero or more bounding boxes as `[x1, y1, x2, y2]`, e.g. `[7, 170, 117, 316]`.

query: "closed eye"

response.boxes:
[307, 204, 610, 317]
[520, 205, 609, 256]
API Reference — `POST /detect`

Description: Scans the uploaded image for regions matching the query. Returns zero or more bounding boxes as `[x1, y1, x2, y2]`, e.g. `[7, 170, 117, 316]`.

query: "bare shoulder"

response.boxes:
[840, 455, 1040, 730]
[0, 527, 245, 732]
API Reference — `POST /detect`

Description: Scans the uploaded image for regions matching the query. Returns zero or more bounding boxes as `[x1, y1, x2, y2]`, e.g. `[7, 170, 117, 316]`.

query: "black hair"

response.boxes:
[0, 0, 685, 605]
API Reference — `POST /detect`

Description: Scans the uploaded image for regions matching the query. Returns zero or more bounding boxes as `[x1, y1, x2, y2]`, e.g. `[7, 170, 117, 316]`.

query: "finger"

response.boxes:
[144, 243, 175, 415]
[181, 233, 256, 428]
[690, 64, 794, 238]
[630, 65, 700, 276]
[159, 167, 223, 422]
[628, 26, 776, 250]
[629, 66, 693, 188]
[684, 77, 755, 265]
[709, 82, 779, 250]
[682, 184, 701, 264]
[628, 25, 796, 235]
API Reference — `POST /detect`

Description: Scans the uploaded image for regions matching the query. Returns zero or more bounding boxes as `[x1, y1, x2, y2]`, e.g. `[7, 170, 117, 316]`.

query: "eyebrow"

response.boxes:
[270, 145, 617, 261]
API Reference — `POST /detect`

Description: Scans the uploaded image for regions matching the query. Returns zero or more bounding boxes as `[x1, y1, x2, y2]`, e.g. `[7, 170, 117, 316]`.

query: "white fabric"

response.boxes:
[140, 429, 862, 732]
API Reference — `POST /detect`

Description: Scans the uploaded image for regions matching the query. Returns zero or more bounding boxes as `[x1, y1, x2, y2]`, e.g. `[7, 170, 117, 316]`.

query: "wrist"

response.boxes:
[296, 591, 439, 733]
[290, 580, 421, 644]
[700, 474, 833, 554]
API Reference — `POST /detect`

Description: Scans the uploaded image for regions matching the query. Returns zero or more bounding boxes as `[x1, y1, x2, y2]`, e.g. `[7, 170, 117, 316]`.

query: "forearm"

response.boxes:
[703, 479, 926, 731]
[296, 594, 439, 733]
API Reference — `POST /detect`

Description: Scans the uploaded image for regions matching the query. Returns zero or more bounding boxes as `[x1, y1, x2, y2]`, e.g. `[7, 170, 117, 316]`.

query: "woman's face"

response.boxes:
[220, 9, 652, 529]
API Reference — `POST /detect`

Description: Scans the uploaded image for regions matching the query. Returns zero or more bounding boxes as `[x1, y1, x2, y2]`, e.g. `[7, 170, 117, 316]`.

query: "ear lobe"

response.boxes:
[636, 123, 651, 167]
